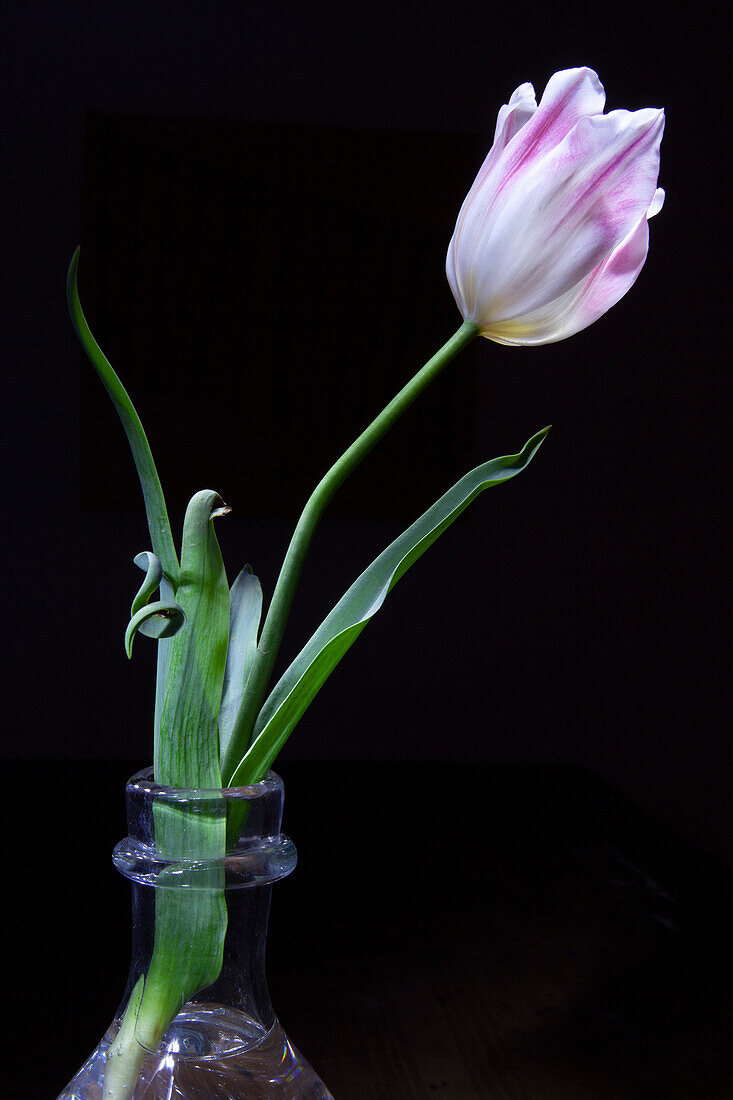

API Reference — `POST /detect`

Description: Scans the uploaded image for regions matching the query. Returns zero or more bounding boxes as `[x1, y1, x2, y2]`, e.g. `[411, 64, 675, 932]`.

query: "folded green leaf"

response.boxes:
[125, 600, 186, 658]
[139, 802, 227, 1038]
[116, 492, 234, 1098]
[156, 490, 230, 789]
[131, 550, 164, 616]
[103, 808, 227, 1100]
[218, 567, 263, 779]
[227, 426, 549, 785]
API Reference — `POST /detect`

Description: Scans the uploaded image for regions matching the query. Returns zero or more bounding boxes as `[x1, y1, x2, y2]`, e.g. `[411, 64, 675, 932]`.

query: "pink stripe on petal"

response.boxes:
[492, 67, 606, 197]
[567, 211, 652, 332]
[458, 83, 537, 210]
[446, 67, 665, 341]
[482, 212, 652, 345]
[451, 69, 609, 284]
[472, 106, 664, 322]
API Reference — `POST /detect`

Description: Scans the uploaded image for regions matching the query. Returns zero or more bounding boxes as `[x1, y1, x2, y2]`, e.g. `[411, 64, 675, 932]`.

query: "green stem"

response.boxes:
[66, 248, 180, 589]
[102, 976, 147, 1100]
[220, 320, 478, 784]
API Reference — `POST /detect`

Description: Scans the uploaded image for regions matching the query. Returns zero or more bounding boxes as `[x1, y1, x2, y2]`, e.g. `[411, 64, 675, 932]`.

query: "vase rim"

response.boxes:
[129, 765, 283, 801]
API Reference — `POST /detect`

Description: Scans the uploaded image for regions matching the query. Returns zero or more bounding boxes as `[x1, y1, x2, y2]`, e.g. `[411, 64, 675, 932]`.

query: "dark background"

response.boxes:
[4, 3, 731, 1096]
[3, 2, 728, 855]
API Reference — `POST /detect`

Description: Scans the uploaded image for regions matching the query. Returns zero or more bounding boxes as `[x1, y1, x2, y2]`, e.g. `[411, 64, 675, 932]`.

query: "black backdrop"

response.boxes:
[3, 1, 729, 863]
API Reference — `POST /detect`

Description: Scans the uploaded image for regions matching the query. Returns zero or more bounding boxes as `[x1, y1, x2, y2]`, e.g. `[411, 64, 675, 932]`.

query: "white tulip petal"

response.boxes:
[466, 83, 538, 207]
[467, 106, 664, 324]
[483, 208, 652, 345]
[448, 68, 609, 323]
[648, 186, 665, 218]
[489, 67, 606, 202]
[447, 83, 537, 318]
[446, 67, 664, 345]
[492, 82, 538, 149]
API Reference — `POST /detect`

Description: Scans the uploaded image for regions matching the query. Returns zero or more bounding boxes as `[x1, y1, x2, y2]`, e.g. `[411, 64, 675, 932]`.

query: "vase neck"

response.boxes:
[113, 766, 297, 887]
[112, 768, 296, 1045]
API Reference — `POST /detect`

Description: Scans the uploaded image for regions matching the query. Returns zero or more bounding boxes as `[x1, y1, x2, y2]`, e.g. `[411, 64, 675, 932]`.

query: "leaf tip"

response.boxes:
[66, 247, 81, 301]
[529, 424, 552, 448]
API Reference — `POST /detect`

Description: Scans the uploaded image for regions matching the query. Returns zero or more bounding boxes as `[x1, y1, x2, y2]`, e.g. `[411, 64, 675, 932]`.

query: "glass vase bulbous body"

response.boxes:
[57, 768, 333, 1100]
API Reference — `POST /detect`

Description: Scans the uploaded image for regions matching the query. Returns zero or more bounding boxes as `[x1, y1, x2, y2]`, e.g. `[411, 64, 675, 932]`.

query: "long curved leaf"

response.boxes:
[66, 249, 180, 588]
[228, 426, 549, 784]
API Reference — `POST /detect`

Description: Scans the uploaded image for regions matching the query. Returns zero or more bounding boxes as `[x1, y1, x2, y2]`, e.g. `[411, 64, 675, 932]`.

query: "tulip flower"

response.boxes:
[446, 67, 665, 345]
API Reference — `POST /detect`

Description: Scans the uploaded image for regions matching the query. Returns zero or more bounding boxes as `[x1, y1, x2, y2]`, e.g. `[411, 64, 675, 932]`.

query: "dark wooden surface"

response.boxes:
[11, 761, 733, 1098]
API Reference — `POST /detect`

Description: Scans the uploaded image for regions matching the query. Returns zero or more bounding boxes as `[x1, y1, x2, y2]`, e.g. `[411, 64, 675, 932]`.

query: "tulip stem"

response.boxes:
[221, 319, 479, 784]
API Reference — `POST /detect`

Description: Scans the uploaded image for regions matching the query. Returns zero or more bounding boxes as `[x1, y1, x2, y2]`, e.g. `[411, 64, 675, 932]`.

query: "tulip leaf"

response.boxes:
[156, 490, 231, 789]
[131, 550, 164, 616]
[227, 426, 549, 784]
[125, 600, 186, 658]
[66, 248, 180, 589]
[218, 567, 263, 776]
[103, 809, 228, 1099]
[114, 506, 232, 1092]
[154, 575, 176, 763]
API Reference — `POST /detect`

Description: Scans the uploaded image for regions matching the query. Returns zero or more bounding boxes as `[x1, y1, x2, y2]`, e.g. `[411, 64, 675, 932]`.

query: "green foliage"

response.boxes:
[219, 567, 263, 779]
[102, 809, 228, 1099]
[130, 551, 164, 615]
[66, 250, 180, 588]
[156, 490, 231, 789]
[227, 426, 550, 785]
[125, 552, 185, 657]
[111, 497, 234, 1097]
[69, 234, 551, 1100]
[124, 600, 185, 658]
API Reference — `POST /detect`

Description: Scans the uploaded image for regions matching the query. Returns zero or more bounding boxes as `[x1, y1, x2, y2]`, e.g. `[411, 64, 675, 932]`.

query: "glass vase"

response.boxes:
[57, 767, 333, 1100]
